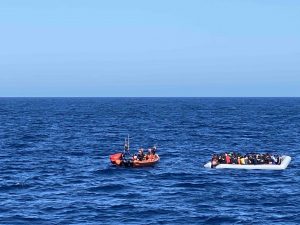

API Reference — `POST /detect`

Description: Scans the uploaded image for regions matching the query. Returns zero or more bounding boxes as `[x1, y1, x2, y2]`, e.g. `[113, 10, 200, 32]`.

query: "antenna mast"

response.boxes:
[127, 134, 130, 151]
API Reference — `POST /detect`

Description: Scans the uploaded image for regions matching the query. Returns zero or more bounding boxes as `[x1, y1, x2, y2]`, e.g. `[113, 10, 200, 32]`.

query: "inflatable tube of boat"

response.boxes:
[204, 156, 291, 170]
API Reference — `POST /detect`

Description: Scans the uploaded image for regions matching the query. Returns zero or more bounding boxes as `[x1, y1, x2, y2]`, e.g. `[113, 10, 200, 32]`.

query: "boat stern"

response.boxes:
[110, 153, 123, 165]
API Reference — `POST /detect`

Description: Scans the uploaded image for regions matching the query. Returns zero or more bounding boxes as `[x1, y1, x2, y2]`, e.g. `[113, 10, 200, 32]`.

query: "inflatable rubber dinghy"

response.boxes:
[204, 156, 291, 170]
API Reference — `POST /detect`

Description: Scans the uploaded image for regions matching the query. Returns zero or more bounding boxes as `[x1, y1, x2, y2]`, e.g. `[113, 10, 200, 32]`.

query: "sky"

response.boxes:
[0, 0, 299, 97]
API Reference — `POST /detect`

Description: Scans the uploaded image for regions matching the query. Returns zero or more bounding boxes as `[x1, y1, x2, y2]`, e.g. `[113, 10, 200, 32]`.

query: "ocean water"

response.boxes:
[0, 97, 299, 225]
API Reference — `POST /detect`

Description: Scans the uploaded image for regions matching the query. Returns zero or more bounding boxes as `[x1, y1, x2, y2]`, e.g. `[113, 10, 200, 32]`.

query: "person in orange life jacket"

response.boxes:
[147, 148, 155, 160]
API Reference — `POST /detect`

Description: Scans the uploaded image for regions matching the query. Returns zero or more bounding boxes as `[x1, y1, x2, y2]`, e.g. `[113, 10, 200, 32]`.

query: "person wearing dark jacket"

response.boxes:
[137, 148, 145, 161]
[151, 146, 157, 155]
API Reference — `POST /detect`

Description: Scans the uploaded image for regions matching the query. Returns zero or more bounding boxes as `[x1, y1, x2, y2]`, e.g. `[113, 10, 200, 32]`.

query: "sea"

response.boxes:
[0, 97, 299, 225]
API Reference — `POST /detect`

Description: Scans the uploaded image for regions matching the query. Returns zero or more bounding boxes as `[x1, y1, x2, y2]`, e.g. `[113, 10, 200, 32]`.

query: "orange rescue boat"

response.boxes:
[110, 153, 160, 167]
[109, 135, 160, 167]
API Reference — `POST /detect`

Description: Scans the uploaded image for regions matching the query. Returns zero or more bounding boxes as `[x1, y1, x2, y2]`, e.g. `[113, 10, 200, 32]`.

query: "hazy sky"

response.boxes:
[0, 0, 299, 97]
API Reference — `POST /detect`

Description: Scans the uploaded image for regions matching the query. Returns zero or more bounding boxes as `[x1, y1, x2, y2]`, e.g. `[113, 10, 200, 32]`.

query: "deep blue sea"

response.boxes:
[0, 98, 300, 225]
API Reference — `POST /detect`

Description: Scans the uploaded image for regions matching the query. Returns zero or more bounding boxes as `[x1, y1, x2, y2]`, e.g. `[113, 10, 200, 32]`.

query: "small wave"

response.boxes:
[205, 216, 240, 224]
[1, 215, 49, 224]
[0, 183, 30, 192]
[172, 182, 209, 189]
[110, 204, 136, 210]
[87, 183, 127, 192]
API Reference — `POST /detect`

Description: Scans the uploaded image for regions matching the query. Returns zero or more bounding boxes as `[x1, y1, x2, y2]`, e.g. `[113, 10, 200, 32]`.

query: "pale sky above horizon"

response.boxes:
[0, 0, 299, 97]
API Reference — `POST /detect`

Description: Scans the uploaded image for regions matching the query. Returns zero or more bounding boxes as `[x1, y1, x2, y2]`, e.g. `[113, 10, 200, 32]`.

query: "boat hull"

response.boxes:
[204, 156, 291, 170]
[109, 153, 160, 167]
[132, 155, 160, 167]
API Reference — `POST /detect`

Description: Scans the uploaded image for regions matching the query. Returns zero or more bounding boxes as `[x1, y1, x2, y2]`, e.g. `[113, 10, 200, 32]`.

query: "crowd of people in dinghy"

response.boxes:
[211, 152, 282, 167]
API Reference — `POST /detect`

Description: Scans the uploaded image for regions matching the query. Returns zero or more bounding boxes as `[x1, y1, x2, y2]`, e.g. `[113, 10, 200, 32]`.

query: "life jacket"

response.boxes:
[240, 158, 245, 164]
[225, 155, 231, 164]
[148, 154, 155, 160]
